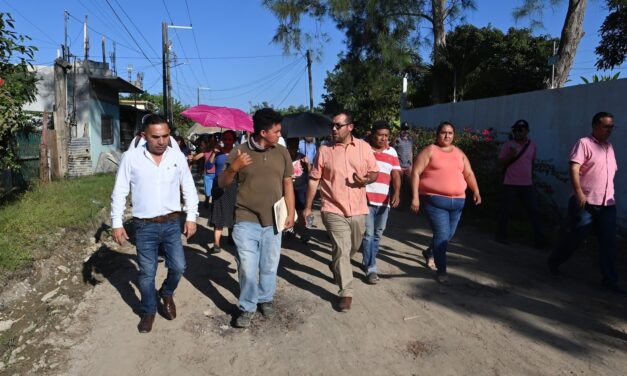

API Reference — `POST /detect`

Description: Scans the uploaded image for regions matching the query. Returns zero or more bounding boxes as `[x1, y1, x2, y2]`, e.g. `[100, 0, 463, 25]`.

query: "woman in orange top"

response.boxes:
[410, 122, 481, 284]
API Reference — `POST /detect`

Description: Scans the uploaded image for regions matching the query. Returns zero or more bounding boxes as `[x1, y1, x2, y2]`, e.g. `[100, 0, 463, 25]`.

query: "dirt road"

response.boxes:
[2, 204, 627, 375]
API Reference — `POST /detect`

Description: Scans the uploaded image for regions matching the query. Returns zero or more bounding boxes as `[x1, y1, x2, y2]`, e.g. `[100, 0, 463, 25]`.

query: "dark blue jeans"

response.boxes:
[422, 195, 465, 275]
[134, 218, 186, 315]
[496, 184, 544, 243]
[549, 196, 617, 286]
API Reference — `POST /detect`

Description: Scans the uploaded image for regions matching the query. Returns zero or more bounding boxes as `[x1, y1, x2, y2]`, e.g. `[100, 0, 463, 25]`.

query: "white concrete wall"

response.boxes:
[402, 78, 627, 225]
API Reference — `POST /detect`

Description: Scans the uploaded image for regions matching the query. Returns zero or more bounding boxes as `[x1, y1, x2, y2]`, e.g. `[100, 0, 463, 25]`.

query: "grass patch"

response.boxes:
[0, 174, 115, 273]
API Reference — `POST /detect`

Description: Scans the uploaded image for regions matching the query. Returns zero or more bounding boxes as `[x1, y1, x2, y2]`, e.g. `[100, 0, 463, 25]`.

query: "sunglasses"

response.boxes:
[331, 122, 351, 130]
[601, 124, 615, 130]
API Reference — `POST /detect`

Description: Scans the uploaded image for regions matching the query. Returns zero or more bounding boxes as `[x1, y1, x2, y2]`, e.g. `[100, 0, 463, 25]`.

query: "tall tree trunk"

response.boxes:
[431, 0, 447, 103]
[554, 0, 587, 88]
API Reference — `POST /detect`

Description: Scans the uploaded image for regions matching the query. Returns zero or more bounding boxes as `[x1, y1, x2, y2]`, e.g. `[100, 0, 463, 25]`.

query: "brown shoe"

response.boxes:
[338, 296, 352, 312]
[138, 314, 155, 333]
[161, 295, 177, 320]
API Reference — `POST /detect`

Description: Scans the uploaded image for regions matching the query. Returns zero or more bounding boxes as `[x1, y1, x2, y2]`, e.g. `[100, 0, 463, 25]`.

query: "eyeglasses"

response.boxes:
[601, 124, 615, 130]
[331, 122, 351, 130]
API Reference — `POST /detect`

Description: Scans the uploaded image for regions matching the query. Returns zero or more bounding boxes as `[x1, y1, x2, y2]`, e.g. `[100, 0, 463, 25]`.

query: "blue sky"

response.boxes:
[3, 0, 624, 112]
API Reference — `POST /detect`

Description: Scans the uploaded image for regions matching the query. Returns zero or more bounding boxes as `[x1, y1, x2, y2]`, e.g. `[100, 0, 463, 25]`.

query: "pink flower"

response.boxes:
[0, 77, 4, 87]
[482, 129, 490, 136]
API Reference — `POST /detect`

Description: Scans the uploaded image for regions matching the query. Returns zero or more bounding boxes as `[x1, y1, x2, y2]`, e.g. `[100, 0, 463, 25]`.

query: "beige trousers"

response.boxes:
[321, 212, 367, 297]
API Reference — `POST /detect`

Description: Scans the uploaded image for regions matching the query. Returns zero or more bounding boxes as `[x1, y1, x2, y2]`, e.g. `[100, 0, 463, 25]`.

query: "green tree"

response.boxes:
[595, 0, 626, 70]
[513, 0, 587, 88]
[321, 0, 423, 127]
[262, 0, 474, 104]
[0, 13, 38, 171]
[125, 92, 194, 137]
[434, 25, 556, 101]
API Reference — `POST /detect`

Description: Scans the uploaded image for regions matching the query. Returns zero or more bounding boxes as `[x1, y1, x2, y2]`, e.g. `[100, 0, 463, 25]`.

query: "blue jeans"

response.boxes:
[204, 173, 215, 197]
[421, 195, 465, 275]
[549, 196, 617, 286]
[362, 204, 390, 273]
[134, 218, 186, 315]
[496, 184, 544, 244]
[233, 221, 282, 312]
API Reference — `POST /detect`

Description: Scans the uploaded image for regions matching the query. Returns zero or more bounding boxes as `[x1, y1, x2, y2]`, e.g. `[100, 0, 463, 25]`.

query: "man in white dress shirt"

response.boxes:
[111, 114, 198, 333]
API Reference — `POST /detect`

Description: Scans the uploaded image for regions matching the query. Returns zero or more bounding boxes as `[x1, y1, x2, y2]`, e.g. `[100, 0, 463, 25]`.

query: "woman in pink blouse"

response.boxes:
[410, 122, 481, 284]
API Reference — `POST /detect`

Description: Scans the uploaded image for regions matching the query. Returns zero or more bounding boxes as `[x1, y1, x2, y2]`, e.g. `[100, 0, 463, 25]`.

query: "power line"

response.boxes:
[211, 58, 302, 92]
[210, 59, 304, 102]
[104, 54, 296, 60]
[277, 71, 306, 107]
[161, 0, 202, 91]
[184, 0, 211, 87]
[4, 1, 58, 45]
[112, 0, 159, 57]
[66, 13, 143, 56]
[103, 0, 157, 69]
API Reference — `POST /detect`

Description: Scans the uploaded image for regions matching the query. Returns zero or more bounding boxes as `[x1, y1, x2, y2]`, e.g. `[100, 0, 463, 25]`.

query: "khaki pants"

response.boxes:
[321, 212, 367, 297]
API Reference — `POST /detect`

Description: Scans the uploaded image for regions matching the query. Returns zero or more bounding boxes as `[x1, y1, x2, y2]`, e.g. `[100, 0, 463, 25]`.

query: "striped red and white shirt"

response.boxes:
[366, 146, 401, 207]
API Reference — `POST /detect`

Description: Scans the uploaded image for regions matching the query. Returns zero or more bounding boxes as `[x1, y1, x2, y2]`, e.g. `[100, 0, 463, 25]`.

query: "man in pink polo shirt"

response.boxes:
[303, 112, 379, 312]
[495, 119, 545, 247]
[548, 112, 621, 293]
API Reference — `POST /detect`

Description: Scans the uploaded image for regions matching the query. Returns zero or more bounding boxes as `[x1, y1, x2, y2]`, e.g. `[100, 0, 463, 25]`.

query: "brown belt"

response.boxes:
[134, 212, 180, 223]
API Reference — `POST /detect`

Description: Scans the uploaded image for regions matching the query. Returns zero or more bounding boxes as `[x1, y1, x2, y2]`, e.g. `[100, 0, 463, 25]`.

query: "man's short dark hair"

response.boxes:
[512, 119, 529, 129]
[401, 122, 410, 131]
[335, 112, 354, 125]
[371, 120, 390, 133]
[142, 114, 168, 130]
[592, 111, 613, 125]
[253, 108, 283, 135]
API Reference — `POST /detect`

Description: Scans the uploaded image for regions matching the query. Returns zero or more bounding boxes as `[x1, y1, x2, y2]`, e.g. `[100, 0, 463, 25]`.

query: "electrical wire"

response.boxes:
[103, 0, 157, 68]
[184, 0, 211, 87]
[209, 59, 305, 101]
[276, 72, 306, 107]
[3, 1, 58, 45]
[111, 0, 160, 57]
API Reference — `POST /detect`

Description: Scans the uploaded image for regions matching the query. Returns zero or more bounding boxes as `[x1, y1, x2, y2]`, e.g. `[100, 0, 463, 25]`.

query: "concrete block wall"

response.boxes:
[68, 138, 92, 177]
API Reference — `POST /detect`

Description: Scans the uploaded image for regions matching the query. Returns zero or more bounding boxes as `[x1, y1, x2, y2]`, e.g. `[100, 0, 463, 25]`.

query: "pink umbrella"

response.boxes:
[180, 105, 253, 132]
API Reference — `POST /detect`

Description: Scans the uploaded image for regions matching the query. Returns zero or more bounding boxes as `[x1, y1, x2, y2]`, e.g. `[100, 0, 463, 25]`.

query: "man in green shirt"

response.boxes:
[218, 108, 295, 328]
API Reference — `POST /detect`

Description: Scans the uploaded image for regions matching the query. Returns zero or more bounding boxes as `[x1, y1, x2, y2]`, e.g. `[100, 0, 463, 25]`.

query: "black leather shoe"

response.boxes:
[161, 295, 177, 320]
[138, 314, 155, 333]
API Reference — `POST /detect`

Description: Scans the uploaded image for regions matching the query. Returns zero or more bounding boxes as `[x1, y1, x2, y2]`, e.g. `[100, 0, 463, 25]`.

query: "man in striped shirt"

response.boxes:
[363, 120, 402, 284]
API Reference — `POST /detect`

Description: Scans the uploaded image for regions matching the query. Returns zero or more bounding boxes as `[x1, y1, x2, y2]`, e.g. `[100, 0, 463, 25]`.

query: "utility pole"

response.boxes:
[197, 86, 210, 105]
[551, 41, 557, 89]
[83, 15, 89, 62]
[101, 36, 106, 64]
[401, 73, 408, 110]
[306, 49, 313, 112]
[64, 11, 69, 59]
[453, 70, 457, 103]
[162, 23, 192, 127]
[162, 22, 170, 125]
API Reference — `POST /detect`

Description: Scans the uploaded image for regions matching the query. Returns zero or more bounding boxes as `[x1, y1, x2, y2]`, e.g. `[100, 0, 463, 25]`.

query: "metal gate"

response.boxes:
[16, 131, 41, 183]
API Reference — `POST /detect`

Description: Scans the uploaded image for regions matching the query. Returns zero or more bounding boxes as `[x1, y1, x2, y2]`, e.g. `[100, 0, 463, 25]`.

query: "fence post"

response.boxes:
[39, 112, 50, 182]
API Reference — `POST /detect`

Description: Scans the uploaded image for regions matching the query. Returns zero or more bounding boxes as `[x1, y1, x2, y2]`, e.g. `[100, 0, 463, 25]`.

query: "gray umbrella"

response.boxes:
[281, 112, 332, 139]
